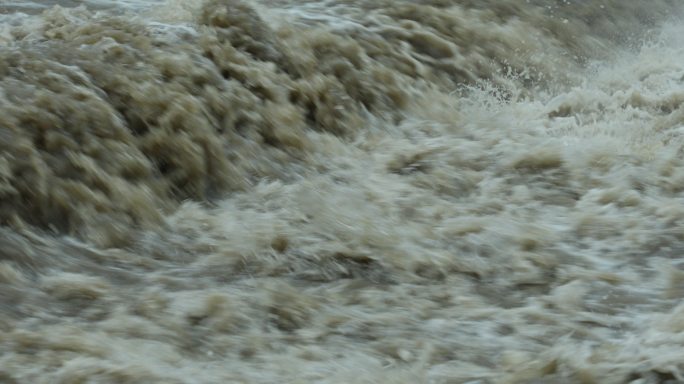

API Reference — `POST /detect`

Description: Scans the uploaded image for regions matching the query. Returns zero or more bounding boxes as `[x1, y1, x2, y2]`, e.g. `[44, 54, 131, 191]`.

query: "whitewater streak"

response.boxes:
[2, 0, 684, 383]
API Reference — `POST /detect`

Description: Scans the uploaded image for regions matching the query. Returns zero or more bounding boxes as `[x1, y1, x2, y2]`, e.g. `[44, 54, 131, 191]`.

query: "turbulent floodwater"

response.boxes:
[2, 0, 684, 383]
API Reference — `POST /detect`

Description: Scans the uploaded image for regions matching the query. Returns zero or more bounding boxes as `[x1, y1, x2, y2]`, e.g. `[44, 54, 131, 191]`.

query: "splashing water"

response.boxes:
[2, 1, 684, 383]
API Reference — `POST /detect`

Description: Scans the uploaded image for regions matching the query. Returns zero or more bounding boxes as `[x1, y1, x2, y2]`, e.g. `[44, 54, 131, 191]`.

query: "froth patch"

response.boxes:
[41, 273, 110, 301]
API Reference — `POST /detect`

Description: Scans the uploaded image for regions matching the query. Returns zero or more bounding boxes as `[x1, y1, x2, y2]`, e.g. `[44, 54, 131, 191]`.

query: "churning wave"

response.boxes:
[2, 1, 684, 383]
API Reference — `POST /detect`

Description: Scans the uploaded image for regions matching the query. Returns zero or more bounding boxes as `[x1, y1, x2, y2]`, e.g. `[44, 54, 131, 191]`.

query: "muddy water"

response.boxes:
[2, 1, 684, 383]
